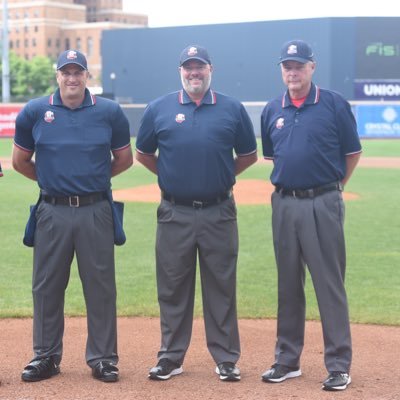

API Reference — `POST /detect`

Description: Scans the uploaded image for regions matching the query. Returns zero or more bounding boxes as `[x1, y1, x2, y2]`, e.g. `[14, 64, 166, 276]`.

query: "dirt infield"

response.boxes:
[0, 318, 399, 400]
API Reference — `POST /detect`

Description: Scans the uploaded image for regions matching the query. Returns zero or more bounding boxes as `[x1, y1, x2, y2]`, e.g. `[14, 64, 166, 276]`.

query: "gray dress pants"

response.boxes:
[32, 199, 118, 367]
[155, 197, 240, 366]
[271, 189, 352, 373]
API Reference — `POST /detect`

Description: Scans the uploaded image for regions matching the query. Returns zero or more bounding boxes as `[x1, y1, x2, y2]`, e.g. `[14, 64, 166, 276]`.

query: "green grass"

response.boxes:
[0, 138, 399, 325]
[360, 139, 400, 157]
[0, 138, 13, 157]
[3, 137, 400, 158]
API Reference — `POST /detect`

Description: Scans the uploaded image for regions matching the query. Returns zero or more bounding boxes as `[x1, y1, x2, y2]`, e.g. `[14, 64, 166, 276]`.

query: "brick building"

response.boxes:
[1, 0, 148, 87]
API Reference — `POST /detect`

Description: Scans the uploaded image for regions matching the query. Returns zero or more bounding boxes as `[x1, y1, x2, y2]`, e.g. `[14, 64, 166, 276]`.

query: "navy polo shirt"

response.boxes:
[15, 88, 131, 196]
[136, 89, 257, 200]
[261, 83, 362, 190]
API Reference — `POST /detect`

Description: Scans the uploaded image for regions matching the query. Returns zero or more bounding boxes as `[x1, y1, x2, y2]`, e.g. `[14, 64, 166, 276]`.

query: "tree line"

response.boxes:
[0, 52, 56, 102]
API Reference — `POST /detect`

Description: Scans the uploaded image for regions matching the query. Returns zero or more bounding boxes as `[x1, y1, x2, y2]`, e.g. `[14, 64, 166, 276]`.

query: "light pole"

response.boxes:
[110, 72, 116, 100]
[2, 0, 10, 103]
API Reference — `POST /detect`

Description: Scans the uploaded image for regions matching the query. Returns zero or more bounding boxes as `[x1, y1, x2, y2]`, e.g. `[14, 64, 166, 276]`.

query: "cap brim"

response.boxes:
[180, 57, 209, 66]
[278, 57, 312, 65]
[57, 62, 87, 70]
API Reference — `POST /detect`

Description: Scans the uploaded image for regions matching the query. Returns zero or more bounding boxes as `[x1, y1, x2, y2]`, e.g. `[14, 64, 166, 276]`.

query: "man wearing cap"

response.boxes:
[260, 39, 361, 391]
[13, 49, 133, 383]
[136, 44, 257, 382]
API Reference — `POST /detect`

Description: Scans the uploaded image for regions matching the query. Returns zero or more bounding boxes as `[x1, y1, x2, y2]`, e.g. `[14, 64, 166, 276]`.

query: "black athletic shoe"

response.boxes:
[92, 361, 119, 382]
[322, 372, 351, 391]
[21, 356, 60, 382]
[261, 363, 301, 383]
[215, 362, 241, 381]
[148, 358, 183, 380]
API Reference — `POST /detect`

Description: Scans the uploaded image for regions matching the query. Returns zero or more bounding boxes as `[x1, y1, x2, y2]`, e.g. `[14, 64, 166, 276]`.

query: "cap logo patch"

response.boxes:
[66, 50, 78, 60]
[175, 113, 185, 124]
[187, 47, 198, 56]
[287, 45, 298, 55]
[44, 111, 55, 123]
[276, 117, 284, 129]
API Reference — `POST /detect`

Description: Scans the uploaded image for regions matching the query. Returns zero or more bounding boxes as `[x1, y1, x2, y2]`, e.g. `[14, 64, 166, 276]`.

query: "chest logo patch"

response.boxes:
[276, 117, 284, 129]
[44, 111, 55, 123]
[175, 113, 185, 124]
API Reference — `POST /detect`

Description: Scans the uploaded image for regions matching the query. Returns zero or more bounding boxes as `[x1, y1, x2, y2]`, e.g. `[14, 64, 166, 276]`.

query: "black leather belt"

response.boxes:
[275, 182, 343, 199]
[41, 192, 107, 207]
[162, 191, 232, 209]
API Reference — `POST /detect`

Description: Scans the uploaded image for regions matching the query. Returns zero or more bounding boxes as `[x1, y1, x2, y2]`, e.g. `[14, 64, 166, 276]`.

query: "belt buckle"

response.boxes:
[306, 189, 315, 198]
[192, 200, 203, 209]
[69, 196, 80, 207]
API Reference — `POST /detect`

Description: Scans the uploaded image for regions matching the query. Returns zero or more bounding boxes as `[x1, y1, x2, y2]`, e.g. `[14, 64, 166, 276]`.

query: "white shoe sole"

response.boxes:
[148, 366, 183, 380]
[322, 376, 352, 391]
[262, 369, 302, 383]
[215, 366, 241, 381]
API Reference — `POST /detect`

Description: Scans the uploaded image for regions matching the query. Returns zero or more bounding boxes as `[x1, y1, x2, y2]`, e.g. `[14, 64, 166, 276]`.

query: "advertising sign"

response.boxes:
[0, 105, 22, 137]
[355, 104, 400, 138]
[354, 80, 400, 100]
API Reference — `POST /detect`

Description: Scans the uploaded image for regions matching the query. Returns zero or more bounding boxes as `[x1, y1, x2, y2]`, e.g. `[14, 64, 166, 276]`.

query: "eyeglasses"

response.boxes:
[181, 65, 208, 72]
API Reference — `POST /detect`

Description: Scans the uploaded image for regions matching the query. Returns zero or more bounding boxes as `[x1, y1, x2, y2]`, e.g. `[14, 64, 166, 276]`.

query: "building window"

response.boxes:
[16, 39, 20, 48]
[48, 38, 52, 47]
[65, 38, 70, 50]
[76, 38, 81, 51]
[24, 39, 29, 47]
[10, 41, 13, 49]
[56, 38, 60, 48]
[34, 26, 38, 32]
[87, 37, 93, 57]
[32, 38, 37, 47]
[24, 26, 29, 33]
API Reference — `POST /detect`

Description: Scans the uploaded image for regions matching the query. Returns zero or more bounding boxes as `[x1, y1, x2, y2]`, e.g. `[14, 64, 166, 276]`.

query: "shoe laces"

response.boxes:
[27, 357, 56, 373]
[330, 371, 348, 378]
[98, 361, 118, 373]
[158, 358, 179, 368]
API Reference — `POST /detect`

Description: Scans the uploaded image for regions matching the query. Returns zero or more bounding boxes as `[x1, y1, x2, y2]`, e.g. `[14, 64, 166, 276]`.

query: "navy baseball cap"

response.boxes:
[279, 40, 314, 64]
[179, 45, 211, 66]
[57, 50, 88, 70]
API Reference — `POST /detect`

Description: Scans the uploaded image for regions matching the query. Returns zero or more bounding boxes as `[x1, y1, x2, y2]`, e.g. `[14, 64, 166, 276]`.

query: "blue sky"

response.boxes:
[122, 0, 400, 28]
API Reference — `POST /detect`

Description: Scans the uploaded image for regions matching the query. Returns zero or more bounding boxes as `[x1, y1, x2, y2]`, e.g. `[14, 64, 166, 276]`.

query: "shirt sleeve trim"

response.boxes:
[13, 142, 34, 153]
[345, 150, 362, 156]
[111, 142, 131, 152]
[135, 148, 156, 156]
[236, 149, 257, 157]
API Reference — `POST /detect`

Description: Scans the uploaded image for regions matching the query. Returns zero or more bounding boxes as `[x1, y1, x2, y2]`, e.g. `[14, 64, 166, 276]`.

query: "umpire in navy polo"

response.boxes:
[260, 39, 362, 391]
[136, 45, 258, 382]
[13, 49, 133, 383]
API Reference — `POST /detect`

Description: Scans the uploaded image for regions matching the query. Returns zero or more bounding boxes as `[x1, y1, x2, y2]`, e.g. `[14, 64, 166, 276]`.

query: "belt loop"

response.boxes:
[69, 196, 80, 207]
